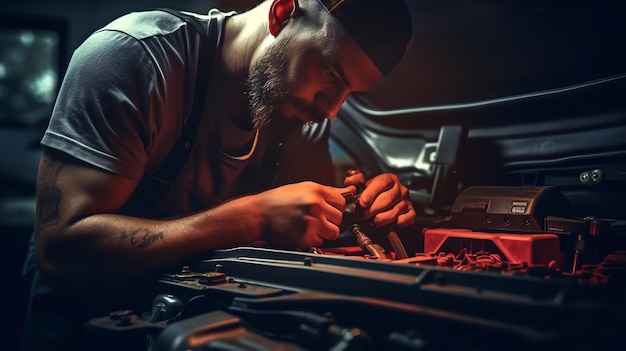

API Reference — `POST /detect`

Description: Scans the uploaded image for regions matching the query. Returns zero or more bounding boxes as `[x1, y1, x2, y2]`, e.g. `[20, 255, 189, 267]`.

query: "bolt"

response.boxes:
[429, 151, 437, 163]
[591, 169, 603, 183]
[580, 172, 590, 184]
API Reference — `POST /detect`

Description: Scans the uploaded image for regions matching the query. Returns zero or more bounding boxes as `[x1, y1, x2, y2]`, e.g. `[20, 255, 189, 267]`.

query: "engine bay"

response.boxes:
[86, 185, 626, 351]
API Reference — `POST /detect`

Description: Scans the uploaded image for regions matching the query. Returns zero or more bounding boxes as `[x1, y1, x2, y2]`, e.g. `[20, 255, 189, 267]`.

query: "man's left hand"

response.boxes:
[344, 172, 415, 228]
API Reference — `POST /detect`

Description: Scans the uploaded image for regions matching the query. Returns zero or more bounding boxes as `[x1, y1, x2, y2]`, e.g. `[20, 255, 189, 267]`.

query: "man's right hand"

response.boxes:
[255, 181, 353, 248]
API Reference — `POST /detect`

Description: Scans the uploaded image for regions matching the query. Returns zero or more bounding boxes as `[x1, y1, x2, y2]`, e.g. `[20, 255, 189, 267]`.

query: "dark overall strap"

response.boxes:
[139, 8, 218, 204]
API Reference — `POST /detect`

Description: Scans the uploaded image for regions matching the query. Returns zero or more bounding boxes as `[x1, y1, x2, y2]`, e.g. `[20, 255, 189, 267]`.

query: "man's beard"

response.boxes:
[245, 46, 289, 130]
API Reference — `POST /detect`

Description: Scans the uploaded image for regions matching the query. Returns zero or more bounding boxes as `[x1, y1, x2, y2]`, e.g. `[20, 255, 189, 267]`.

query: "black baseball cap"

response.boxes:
[319, 0, 413, 75]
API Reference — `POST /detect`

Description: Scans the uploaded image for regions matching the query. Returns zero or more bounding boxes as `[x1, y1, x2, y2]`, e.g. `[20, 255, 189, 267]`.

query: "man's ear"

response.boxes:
[268, 0, 301, 36]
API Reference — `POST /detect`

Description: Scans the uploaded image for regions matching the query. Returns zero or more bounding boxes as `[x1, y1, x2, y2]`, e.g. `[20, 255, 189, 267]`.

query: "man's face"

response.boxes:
[246, 18, 383, 131]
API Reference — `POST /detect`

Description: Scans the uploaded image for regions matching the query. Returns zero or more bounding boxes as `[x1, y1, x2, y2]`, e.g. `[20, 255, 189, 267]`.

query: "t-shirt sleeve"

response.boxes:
[41, 29, 173, 181]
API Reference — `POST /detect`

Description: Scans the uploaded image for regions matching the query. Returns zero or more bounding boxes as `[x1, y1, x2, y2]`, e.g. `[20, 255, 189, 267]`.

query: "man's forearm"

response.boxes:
[36, 195, 262, 290]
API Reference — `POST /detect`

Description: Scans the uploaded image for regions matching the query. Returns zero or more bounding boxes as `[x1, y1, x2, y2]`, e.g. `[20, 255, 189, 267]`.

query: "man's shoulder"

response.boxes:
[99, 9, 217, 41]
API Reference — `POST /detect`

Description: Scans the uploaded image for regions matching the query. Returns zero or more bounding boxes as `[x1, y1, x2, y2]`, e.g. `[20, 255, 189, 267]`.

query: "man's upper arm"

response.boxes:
[36, 147, 140, 232]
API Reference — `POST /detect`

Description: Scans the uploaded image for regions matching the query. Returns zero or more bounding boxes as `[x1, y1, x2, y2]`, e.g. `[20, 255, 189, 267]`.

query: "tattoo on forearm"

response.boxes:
[39, 154, 64, 228]
[119, 228, 164, 248]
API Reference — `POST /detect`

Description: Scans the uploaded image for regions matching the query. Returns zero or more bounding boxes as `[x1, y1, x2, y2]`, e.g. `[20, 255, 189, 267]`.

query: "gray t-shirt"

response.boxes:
[42, 8, 335, 218]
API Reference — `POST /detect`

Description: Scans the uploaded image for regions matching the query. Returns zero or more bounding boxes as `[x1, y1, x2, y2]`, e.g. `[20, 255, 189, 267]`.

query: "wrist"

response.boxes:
[233, 193, 265, 243]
